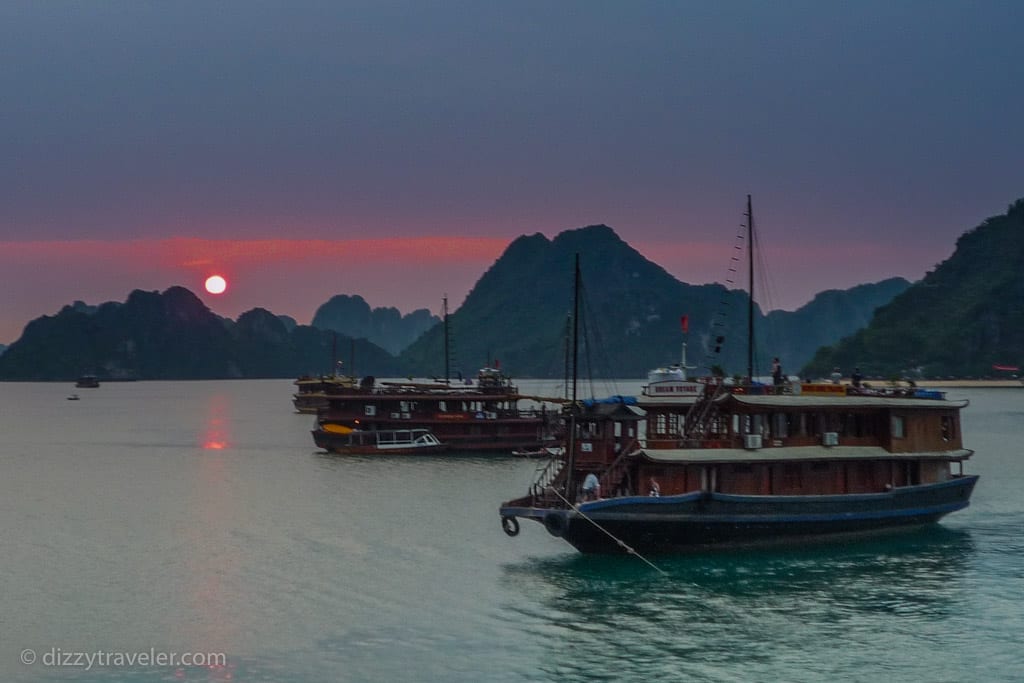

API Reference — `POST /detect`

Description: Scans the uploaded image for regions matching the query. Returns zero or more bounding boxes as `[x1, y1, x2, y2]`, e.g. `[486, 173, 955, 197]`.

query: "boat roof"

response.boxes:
[636, 445, 974, 463]
[717, 394, 969, 410]
[578, 402, 646, 420]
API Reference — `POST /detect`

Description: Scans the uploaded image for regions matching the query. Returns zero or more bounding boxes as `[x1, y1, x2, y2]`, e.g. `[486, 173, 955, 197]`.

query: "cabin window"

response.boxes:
[744, 414, 764, 436]
[668, 414, 679, 435]
[364, 405, 376, 416]
[843, 413, 866, 438]
[655, 414, 667, 435]
[771, 413, 789, 439]
[804, 412, 819, 436]
[439, 401, 447, 412]
[941, 416, 955, 441]
[891, 415, 905, 439]
[614, 422, 622, 438]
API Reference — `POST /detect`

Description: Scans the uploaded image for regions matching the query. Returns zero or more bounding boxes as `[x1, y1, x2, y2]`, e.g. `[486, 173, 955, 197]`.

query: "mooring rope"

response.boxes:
[547, 487, 668, 576]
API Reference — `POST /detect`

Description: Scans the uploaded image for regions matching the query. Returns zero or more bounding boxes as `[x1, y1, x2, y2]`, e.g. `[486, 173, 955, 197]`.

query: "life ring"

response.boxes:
[543, 512, 567, 537]
[501, 516, 520, 537]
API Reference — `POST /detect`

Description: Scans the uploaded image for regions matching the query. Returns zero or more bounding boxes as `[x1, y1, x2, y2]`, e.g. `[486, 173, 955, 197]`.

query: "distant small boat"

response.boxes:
[312, 426, 448, 455]
[75, 375, 100, 388]
[67, 394, 80, 401]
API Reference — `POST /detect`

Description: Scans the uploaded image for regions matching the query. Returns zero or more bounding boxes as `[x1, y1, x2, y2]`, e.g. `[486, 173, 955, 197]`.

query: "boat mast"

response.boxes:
[565, 254, 581, 503]
[563, 313, 571, 400]
[443, 294, 450, 385]
[746, 194, 755, 383]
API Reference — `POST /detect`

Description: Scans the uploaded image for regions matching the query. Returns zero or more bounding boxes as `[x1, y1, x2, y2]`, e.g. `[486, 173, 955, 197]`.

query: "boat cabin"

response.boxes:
[634, 386, 971, 499]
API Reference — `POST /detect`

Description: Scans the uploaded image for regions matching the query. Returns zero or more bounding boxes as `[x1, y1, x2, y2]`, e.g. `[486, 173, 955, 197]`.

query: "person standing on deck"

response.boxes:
[772, 357, 784, 393]
[831, 367, 842, 384]
[582, 472, 601, 501]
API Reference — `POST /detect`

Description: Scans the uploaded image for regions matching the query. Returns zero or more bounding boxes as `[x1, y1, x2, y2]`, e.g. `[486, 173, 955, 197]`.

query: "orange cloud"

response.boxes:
[157, 236, 508, 269]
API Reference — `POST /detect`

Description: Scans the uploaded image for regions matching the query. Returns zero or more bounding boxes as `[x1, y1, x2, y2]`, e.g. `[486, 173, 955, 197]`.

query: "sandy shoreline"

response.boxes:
[882, 379, 1022, 388]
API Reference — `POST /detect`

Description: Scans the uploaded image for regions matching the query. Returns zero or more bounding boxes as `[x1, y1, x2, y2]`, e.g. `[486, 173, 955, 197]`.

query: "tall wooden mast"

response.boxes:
[746, 194, 755, 383]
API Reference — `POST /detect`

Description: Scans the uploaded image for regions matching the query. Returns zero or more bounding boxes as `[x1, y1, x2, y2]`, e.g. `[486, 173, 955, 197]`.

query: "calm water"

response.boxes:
[1, 380, 1021, 682]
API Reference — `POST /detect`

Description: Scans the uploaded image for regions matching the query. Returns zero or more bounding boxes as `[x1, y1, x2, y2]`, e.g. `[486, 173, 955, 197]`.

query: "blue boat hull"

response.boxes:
[500, 475, 979, 554]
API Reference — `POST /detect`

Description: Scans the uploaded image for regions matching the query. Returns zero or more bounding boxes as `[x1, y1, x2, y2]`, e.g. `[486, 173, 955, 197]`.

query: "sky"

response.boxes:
[2, 1, 1023, 344]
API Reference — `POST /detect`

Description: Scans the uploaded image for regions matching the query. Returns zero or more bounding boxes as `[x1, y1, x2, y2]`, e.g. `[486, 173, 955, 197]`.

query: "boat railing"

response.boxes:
[528, 454, 567, 504]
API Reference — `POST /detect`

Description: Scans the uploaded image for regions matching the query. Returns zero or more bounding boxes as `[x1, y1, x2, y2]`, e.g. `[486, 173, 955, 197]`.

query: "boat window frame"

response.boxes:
[891, 414, 906, 439]
[941, 414, 955, 441]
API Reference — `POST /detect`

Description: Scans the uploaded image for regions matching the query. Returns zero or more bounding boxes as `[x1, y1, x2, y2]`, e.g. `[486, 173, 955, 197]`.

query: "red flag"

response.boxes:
[680, 315, 689, 334]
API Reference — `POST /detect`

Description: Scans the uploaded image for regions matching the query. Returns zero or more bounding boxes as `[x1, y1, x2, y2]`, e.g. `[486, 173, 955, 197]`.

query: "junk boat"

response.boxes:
[313, 368, 554, 453]
[499, 380, 977, 553]
[499, 198, 977, 553]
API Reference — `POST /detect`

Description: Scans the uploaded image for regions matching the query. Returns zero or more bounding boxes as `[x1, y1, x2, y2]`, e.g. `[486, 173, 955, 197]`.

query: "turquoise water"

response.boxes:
[1, 381, 1021, 682]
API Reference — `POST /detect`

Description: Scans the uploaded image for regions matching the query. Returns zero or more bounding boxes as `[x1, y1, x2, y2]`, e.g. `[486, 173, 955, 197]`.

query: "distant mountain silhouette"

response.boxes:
[0, 222, 925, 382]
[0, 287, 403, 380]
[804, 198, 1024, 379]
[311, 295, 438, 355]
[398, 225, 909, 379]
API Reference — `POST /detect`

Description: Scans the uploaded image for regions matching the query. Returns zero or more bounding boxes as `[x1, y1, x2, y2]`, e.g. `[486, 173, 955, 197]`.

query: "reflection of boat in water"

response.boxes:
[75, 375, 100, 388]
[312, 425, 448, 455]
[502, 526, 974, 680]
[499, 199, 978, 554]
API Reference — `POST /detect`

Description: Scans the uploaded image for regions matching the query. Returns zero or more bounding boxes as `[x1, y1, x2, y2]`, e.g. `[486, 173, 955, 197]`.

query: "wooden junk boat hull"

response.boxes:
[501, 474, 978, 554]
[499, 385, 979, 554]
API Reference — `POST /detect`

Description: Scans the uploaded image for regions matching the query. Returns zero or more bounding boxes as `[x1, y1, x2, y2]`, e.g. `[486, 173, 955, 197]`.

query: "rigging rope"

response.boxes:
[547, 487, 668, 576]
[696, 222, 749, 376]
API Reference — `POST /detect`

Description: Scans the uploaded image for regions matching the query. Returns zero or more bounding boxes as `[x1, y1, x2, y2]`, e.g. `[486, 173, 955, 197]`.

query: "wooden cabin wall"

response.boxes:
[641, 458, 937, 497]
[919, 460, 952, 484]
[887, 409, 963, 453]
[720, 464, 765, 495]
[639, 465, 703, 495]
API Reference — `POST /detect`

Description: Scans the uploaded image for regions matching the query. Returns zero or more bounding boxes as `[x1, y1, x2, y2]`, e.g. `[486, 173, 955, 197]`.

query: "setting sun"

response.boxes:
[204, 275, 227, 294]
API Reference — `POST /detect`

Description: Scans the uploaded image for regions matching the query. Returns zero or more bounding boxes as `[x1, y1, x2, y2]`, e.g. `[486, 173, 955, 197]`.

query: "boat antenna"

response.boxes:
[746, 194, 755, 383]
[680, 315, 695, 380]
[443, 294, 450, 385]
[349, 337, 355, 379]
[331, 332, 338, 377]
